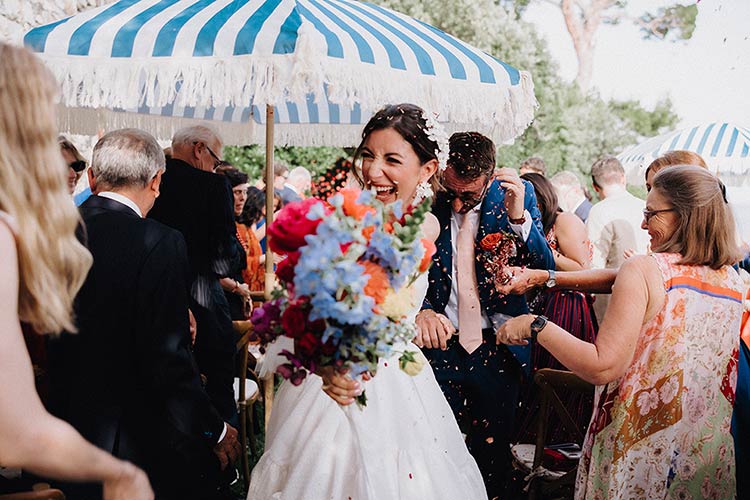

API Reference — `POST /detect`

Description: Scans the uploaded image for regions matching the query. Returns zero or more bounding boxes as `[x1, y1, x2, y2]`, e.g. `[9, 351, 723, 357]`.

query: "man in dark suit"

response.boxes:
[47, 129, 240, 500]
[416, 132, 554, 498]
[148, 125, 238, 425]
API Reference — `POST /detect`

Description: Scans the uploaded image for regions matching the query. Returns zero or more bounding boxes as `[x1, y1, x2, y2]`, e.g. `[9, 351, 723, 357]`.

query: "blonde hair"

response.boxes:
[651, 165, 740, 269]
[645, 150, 707, 181]
[0, 43, 92, 334]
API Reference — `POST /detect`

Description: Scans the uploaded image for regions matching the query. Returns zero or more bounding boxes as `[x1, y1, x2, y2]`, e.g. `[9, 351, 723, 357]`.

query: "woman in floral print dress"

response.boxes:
[497, 165, 743, 499]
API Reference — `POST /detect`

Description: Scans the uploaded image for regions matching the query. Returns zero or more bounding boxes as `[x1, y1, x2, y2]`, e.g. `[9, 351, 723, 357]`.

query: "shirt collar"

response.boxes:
[98, 191, 143, 218]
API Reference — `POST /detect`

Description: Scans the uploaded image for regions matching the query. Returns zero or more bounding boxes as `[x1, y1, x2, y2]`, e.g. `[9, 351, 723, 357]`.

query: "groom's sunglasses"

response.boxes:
[444, 179, 490, 213]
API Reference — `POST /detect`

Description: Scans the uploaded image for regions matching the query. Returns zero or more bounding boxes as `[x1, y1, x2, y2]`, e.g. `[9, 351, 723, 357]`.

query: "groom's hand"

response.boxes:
[494, 167, 525, 220]
[213, 424, 241, 469]
[415, 310, 455, 350]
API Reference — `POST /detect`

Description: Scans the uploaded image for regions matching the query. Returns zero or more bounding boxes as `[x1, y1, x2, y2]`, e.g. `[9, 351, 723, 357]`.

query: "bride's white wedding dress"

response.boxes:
[247, 272, 487, 500]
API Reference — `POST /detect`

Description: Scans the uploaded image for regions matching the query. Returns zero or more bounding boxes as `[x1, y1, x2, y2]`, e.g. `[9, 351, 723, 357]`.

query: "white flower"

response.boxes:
[421, 110, 450, 172]
[380, 286, 415, 320]
[399, 349, 427, 376]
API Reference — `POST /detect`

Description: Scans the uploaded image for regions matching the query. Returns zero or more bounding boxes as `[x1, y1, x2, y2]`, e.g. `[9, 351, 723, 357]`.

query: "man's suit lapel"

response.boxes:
[430, 195, 454, 311]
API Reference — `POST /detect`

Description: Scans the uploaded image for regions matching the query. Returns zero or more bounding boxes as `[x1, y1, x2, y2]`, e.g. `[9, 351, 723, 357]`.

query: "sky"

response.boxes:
[523, 0, 750, 127]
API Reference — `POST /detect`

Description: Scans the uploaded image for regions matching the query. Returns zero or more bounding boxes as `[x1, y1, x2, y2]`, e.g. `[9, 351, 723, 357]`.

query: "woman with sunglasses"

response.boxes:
[498, 165, 743, 499]
[59, 135, 87, 195]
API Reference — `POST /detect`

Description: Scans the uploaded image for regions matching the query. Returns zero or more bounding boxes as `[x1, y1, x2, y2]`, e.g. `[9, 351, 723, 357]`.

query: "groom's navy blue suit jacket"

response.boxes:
[423, 179, 555, 370]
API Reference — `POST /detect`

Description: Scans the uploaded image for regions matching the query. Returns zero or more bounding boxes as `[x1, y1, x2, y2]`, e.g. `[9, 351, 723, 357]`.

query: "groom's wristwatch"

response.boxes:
[545, 269, 556, 288]
[529, 315, 548, 342]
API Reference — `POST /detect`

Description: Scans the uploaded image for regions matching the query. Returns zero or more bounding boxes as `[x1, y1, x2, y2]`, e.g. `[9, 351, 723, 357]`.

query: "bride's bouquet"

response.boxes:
[251, 187, 435, 405]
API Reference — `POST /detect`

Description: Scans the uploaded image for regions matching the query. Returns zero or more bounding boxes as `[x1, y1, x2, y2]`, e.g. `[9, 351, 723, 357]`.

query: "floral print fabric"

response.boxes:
[575, 253, 742, 500]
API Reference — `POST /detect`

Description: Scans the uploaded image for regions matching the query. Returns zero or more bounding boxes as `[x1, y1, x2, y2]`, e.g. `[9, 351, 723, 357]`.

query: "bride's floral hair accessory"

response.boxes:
[420, 109, 449, 172]
[351, 104, 447, 195]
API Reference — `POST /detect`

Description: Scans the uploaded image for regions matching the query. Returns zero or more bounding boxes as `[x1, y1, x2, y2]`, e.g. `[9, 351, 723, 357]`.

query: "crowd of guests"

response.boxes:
[1, 41, 749, 500]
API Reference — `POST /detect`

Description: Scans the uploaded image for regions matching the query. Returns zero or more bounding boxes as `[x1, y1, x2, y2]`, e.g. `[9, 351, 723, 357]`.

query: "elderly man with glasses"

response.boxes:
[148, 126, 239, 486]
[416, 131, 554, 499]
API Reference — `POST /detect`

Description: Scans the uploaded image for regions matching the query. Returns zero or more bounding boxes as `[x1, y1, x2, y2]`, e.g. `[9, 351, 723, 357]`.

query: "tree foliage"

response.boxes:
[636, 4, 698, 41]
[224, 145, 348, 183]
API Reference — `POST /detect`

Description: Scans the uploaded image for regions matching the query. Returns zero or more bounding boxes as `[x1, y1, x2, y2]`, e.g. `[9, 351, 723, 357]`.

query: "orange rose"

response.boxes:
[362, 225, 375, 242]
[340, 187, 375, 220]
[361, 260, 389, 305]
[480, 233, 502, 251]
[418, 238, 436, 273]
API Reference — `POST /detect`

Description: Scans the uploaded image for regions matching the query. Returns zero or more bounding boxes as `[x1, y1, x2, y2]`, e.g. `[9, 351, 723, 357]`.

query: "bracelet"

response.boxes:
[231, 281, 239, 293]
[509, 214, 526, 225]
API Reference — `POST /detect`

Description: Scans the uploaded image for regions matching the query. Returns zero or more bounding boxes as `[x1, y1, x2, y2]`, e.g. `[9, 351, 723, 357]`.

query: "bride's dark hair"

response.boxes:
[351, 103, 442, 192]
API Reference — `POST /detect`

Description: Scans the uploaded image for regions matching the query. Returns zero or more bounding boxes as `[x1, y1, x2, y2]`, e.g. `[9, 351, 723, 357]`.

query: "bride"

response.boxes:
[247, 104, 487, 500]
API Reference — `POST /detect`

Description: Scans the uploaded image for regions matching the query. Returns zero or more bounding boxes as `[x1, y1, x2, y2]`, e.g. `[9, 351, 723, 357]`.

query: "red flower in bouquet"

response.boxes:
[268, 198, 325, 254]
[298, 332, 322, 357]
[276, 251, 300, 284]
[419, 238, 436, 273]
[281, 300, 308, 339]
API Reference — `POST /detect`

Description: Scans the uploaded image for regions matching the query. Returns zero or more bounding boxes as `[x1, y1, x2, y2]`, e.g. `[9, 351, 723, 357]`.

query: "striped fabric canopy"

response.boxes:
[619, 122, 750, 187]
[24, 0, 536, 146]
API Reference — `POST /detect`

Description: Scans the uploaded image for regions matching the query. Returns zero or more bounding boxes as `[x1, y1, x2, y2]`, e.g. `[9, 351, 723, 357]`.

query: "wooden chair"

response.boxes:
[511, 369, 593, 500]
[0, 484, 65, 500]
[232, 321, 261, 490]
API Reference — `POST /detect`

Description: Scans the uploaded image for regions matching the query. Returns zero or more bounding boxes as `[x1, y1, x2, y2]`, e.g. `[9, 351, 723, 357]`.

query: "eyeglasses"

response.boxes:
[642, 207, 675, 223]
[68, 160, 86, 173]
[194, 141, 223, 169]
[444, 179, 491, 213]
[206, 146, 223, 169]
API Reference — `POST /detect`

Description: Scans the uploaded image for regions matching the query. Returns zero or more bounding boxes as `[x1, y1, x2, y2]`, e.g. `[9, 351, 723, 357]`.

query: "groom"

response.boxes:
[416, 132, 554, 498]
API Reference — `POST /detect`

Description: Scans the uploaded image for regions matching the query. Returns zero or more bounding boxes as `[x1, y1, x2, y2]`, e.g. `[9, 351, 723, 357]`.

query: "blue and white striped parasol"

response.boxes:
[618, 122, 750, 187]
[24, 0, 536, 146]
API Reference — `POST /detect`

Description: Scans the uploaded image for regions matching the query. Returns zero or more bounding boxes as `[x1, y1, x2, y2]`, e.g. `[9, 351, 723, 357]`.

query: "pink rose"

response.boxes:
[268, 198, 325, 254]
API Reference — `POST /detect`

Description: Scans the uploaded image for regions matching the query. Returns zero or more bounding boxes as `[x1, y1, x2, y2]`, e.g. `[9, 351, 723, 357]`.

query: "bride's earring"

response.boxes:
[412, 181, 433, 205]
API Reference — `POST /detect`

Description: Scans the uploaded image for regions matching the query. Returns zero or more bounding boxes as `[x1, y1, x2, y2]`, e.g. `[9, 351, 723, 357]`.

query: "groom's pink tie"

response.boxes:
[457, 216, 482, 354]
